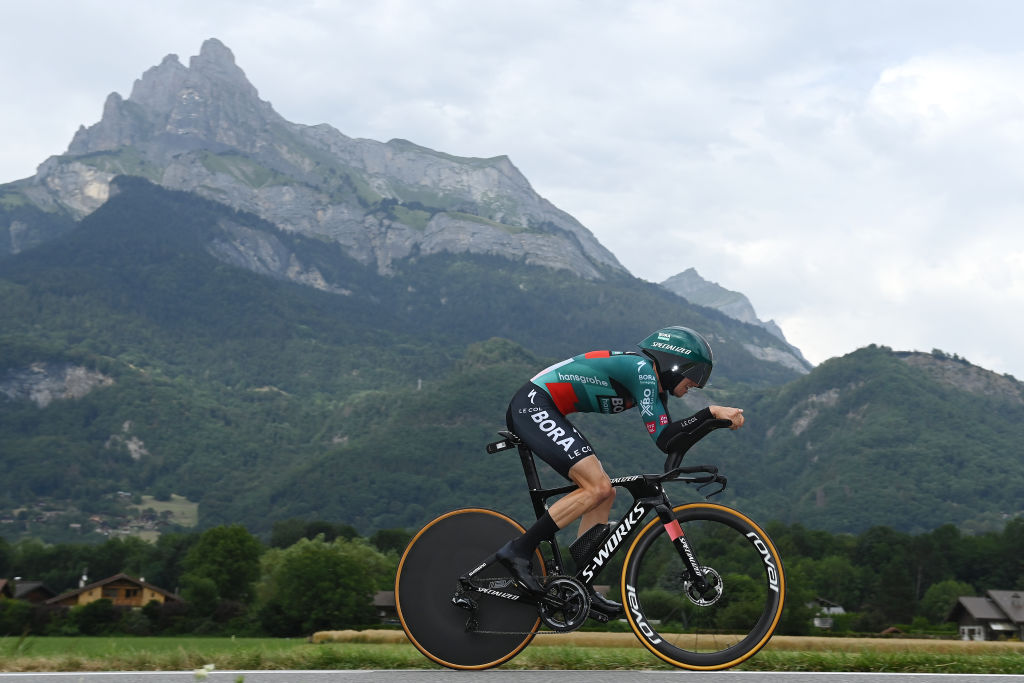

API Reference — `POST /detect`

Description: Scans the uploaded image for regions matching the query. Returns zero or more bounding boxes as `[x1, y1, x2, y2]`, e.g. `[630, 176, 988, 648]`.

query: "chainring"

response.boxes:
[538, 576, 591, 632]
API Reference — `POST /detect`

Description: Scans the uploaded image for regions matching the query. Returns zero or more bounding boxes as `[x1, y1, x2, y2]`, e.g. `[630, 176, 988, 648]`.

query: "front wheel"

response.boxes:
[621, 502, 785, 670]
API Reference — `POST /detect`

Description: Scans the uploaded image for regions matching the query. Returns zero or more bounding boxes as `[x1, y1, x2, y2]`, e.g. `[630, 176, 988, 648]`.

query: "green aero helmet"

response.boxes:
[637, 326, 714, 393]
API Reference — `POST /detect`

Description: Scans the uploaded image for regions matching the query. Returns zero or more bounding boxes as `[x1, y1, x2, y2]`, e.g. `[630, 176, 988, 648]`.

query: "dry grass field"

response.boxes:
[2, 632, 1020, 673]
[314, 628, 1024, 654]
[311, 629, 1024, 673]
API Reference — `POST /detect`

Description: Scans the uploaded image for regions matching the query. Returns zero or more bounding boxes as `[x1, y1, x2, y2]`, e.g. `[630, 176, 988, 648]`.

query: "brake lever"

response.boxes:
[697, 474, 728, 499]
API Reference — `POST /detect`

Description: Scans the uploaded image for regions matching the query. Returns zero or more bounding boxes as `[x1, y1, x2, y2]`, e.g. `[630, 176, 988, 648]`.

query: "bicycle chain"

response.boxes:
[464, 604, 613, 636]
[467, 627, 579, 636]
[460, 572, 614, 636]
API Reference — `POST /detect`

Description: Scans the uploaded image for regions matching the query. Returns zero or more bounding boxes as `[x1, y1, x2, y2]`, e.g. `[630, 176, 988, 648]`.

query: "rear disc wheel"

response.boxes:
[395, 508, 543, 670]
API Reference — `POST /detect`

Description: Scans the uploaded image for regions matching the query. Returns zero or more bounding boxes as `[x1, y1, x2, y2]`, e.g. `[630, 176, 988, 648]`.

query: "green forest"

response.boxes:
[2, 516, 1022, 638]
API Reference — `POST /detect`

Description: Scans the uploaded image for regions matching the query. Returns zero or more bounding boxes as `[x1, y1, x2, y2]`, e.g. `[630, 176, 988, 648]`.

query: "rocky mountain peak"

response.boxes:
[661, 267, 811, 372]
[127, 53, 190, 115]
[662, 267, 781, 334]
[13, 39, 625, 279]
[192, 37, 240, 72]
[68, 38, 276, 157]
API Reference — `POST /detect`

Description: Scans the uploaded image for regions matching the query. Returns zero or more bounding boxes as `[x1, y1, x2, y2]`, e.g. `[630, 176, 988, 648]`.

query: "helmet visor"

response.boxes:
[682, 362, 713, 388]
[644, 351, 712, 392]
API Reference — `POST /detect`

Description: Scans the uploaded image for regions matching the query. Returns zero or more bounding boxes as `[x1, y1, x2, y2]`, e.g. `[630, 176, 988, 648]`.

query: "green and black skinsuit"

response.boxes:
[506, 349, 712, 479]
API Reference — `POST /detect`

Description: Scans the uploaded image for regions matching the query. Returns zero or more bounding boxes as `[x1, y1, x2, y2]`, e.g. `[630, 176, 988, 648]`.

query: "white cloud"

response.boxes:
[868, 53, 1024, 142]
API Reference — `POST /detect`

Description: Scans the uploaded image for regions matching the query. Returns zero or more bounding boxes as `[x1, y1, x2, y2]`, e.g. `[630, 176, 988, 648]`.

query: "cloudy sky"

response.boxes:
[3, 1, 1024, 379]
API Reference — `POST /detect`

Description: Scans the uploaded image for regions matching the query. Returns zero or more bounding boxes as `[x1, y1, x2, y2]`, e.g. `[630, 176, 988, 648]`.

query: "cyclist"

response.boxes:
[495, 326, 745, 616]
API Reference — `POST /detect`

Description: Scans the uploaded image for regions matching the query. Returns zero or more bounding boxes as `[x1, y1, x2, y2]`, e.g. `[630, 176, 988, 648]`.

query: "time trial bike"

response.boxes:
[395, 416, 785, 671]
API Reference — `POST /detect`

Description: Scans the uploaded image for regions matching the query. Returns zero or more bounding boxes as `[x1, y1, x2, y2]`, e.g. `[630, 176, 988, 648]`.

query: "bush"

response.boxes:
[70, 599, 122, 635]
[0, 599, 33, 635]
[141, 599, 190, 634]
[255, 536, 393, 636]
[120, 608, 153, 635]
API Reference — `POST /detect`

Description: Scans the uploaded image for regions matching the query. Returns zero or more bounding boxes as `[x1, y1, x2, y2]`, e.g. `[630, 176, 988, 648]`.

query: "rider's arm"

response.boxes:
[656, 405, 746, 453]
[655, 407, 714, 453]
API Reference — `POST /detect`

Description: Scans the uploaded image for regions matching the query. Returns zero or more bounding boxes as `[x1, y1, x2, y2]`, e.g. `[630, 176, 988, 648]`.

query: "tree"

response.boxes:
[140, 531, 199, 591]
[71, 598, 122, 635]
[0, 536, 11, 576]
[920, 579, 974, 625]
[255, 536, 393, 636]
[862, 558, 917, 626]
[853, 526, 917, 623]
[0, 599, 33, 636]
[269, 519, 359, 548]
[87, 536, 154, 579]
[269, 519, 308, 549]
[774, 560, 815, 636]
[180, 525, 262, 604]
[999, 518, 1024, 589]
[369, 528, 413, 555]
[806, 555, 865, 610]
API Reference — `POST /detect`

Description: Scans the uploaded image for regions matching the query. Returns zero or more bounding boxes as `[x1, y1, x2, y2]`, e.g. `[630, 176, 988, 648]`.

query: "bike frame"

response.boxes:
[512, 437, 721, 595]
[469, 423, 731, 603]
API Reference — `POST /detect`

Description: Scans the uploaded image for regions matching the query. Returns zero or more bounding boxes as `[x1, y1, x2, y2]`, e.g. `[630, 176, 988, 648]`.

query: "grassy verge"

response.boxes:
[1, 632, 1022, 673]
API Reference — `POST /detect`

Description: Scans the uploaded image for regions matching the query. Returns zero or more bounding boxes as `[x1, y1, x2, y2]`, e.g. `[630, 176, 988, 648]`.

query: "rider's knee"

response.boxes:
[585, 478, 615, 508]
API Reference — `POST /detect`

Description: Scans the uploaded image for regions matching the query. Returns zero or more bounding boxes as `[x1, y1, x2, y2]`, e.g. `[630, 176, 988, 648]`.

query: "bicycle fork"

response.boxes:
[655, 503, 716, 597]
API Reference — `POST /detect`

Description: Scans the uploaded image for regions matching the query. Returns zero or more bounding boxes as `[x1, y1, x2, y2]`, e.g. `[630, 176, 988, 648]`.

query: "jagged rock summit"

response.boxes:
[9, 39, 625, 280]
[68, 39, 274, 156]
[661, 268, 810, 373]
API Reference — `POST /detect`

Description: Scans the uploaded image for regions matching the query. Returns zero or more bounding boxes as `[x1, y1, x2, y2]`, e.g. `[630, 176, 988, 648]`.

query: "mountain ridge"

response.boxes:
[2, 38, 808, 376]
[6, 39, 625, 282]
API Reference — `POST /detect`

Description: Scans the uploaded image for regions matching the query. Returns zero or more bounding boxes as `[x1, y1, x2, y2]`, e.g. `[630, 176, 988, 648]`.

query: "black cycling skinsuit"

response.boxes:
[506, 350, 711, 479]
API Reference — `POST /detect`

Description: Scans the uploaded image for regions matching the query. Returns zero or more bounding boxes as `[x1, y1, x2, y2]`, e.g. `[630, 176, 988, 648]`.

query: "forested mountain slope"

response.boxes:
[1, 180, 1021, 539]
[713, 346, 1024, 534]
[1, 178, 812, 541]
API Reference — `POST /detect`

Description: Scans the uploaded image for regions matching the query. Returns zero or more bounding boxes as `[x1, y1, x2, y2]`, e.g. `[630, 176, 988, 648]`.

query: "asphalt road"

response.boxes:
[3, 672, 1024, 683]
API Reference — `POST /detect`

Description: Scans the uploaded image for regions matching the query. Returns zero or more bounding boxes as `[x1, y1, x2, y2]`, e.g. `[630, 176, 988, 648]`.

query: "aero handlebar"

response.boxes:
[663, 417, 734, 472]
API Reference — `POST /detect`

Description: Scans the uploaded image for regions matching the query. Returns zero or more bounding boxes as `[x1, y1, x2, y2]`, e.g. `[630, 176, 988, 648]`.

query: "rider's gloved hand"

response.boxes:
[709, 405, 744, 430]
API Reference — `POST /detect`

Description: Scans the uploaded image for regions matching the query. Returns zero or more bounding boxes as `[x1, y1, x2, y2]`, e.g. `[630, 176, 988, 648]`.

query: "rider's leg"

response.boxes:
[565, 456, 616, 538]
[495, 511, 558, 593]
[495, 456, 613, 593]
[510, 455, 615, 547]
[498, 386, 614, 595]
[562, 456, 622, 616]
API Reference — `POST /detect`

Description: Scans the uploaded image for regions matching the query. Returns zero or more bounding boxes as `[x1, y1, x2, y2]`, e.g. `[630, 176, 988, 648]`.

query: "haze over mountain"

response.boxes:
[1, 40, 1021, 543]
